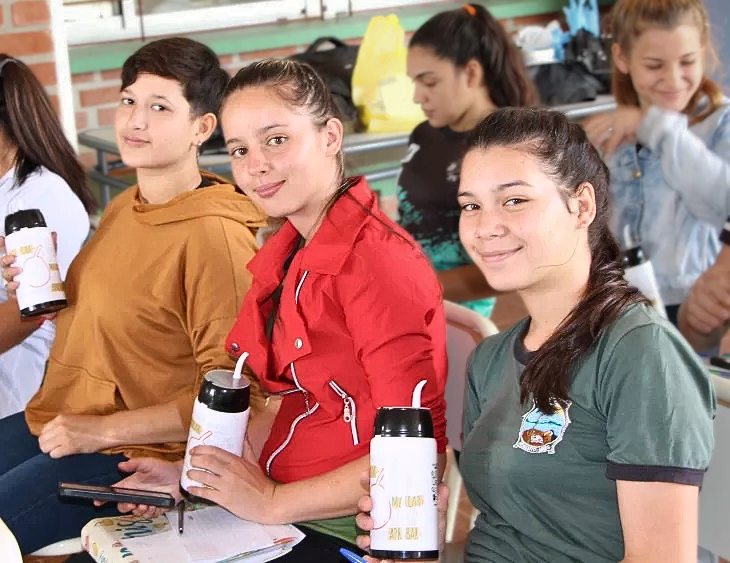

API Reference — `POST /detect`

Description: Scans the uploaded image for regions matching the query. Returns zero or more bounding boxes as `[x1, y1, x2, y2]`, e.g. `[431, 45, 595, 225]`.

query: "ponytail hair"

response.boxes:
[466, 108, 647, 413]
[409, 3, 539, 108]
[0, 55, 97, 213]
[611, 0, 724, 124]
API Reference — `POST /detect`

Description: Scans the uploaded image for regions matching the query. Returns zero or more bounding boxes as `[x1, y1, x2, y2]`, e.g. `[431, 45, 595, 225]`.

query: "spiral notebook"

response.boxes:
[81, 506, 305, 563]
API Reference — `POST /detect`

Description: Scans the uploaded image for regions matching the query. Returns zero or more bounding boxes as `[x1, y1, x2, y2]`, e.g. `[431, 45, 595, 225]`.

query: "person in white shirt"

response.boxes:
[0, 55, 96, 417]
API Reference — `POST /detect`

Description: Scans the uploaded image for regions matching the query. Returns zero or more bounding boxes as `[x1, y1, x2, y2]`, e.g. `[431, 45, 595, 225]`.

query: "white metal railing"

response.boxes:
[78, 95, 616, 207]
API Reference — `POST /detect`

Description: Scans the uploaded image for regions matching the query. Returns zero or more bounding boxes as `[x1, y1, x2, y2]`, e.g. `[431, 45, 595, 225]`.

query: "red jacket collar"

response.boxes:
[248, 176, 377, 283]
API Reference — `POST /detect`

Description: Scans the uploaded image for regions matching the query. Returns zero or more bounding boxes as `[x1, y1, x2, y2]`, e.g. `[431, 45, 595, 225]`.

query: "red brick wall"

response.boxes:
[0, 0, 58, 113]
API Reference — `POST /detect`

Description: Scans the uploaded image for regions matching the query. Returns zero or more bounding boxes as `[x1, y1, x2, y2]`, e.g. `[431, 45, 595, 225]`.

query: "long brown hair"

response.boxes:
[409, 3, 539, 108]
[466, 108, 647, 413]
[0, 55, 97, 213]
[611, 0, 724, 124]
[222, 58, 408, 243]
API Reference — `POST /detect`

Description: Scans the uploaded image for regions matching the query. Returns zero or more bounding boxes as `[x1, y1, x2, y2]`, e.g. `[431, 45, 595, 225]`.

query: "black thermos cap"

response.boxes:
[5, 209, 47, 235]
[197, 374, 250, 413]
[622, 245, 646, 269]
[374, 407, 434, 438]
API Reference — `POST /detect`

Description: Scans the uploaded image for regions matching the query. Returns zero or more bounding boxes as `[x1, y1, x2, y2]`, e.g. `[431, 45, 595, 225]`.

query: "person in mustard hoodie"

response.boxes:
[0, 38, 267, 555]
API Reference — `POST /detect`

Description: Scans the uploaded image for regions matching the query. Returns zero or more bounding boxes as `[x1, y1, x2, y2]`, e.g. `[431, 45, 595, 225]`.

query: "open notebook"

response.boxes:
[81, 506, 305, 563]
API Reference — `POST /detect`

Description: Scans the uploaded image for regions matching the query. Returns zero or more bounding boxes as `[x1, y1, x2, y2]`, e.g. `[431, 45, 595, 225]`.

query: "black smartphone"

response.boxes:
[58, 482, 176, 508]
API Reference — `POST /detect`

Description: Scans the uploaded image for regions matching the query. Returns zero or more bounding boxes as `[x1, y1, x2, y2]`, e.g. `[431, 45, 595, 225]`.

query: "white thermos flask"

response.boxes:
[4, 208, 67, 317]
[622, 244, 667, 318]
[180, 353, 251, 502]
[369, 380, 439, 560]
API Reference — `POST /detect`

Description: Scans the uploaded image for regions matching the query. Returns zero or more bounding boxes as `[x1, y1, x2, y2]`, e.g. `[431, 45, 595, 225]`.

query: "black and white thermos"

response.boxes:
[369, 380, 439, 560]
[622, 244, 667, 318]
[180, 354, 251, 502]
[4, 209, 67, 317]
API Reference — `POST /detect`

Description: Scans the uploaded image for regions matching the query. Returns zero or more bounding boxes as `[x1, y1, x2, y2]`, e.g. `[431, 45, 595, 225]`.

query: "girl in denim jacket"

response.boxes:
[585, 0, 730, 324]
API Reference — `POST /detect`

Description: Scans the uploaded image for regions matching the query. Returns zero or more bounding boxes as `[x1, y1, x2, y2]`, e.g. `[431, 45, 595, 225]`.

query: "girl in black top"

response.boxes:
[398, 3, 539, 317]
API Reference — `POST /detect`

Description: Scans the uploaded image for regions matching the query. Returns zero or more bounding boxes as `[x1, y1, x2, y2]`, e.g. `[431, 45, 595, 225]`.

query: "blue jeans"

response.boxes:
[0, 412, 128, 554]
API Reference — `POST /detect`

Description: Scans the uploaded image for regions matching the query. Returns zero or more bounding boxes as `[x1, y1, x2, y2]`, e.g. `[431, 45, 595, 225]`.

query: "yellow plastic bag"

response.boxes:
[351, 15, 424, 133]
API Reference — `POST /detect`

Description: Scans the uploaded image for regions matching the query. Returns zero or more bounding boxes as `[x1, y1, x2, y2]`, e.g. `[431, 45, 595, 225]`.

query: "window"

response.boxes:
[63, 0, 440, 45]
[321, 0, 440, 17]
[64, 0, 318, 45]
[347, 0, 442, 11]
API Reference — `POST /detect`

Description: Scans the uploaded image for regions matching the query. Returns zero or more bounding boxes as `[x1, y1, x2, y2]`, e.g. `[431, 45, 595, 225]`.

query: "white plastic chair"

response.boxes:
[443, 300, 498, 543]
[698, 402, 730, 559]
[0, 517, 22, 563]
[30, 536, 83, 556]
[0, 514, 78, 558]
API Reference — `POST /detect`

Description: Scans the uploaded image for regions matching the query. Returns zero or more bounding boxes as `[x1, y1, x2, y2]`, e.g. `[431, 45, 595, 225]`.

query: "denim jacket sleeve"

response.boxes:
[638, 104, 730, 231]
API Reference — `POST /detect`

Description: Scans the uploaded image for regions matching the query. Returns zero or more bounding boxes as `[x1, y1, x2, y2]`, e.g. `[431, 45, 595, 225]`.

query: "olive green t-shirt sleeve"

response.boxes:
[464, 347, 483, 441]
[464, 333, 508, 442]
[600, 323, 715, 485]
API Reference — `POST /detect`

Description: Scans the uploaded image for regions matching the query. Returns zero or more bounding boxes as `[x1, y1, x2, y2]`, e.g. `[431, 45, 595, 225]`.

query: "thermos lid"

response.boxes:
[4, 209, 47, 234]
[374, 407, 434, 438]
[197, 369, 250, 413]
[621, 245, 646, 268]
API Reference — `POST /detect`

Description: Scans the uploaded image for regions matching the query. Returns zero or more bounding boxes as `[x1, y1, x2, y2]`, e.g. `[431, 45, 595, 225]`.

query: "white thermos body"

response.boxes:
[369, 406, 439, 560]
[622, 245, 667, 318]
[180, 369, 250, 502]
[4, 208, 67, 317]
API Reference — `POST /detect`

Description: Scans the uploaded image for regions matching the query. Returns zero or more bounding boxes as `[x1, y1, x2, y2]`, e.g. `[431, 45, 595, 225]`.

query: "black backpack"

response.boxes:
[532, 29, 611, 106]
[290, 37, 360, 127]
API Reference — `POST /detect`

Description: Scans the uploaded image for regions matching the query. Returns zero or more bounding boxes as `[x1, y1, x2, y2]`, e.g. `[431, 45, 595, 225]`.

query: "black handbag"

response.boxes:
[290, 37, 360, 126]
[531, 30, 611, 106]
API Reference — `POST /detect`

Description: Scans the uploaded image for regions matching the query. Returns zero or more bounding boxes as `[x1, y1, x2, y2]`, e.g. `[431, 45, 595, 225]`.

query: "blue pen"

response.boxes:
[339, 547, 367, 563]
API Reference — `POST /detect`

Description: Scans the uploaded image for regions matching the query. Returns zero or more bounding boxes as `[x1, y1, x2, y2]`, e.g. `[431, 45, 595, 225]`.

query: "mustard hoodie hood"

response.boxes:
[131, 171, 268, 228]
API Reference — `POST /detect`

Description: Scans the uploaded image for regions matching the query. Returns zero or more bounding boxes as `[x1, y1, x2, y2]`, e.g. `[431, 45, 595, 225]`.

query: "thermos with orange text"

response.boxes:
[4, 209, 67, 317]
[369, 380, 439, 560]
[180, 369, 251, 502]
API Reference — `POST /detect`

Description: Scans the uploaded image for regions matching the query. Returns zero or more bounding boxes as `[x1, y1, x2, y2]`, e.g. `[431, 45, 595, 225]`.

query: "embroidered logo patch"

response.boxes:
[513, 400, 571, 454]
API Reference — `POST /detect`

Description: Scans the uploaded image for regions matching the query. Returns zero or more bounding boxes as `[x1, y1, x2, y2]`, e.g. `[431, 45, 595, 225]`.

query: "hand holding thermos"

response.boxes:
[2, 208, 66, 318]
[356, 380, 448, 562]
[180, 352, 252, 501]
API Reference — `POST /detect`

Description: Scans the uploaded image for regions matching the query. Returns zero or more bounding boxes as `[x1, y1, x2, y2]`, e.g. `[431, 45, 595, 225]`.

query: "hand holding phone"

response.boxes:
[58, 482, 176, 508]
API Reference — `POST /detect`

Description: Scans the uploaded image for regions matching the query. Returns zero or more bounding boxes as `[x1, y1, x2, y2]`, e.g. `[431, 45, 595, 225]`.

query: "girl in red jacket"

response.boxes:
[115, 58, 448, 561]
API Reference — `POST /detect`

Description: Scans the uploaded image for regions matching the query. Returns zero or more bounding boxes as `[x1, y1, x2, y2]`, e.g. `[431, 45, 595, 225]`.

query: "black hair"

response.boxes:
[410, 3, 539, 108]
[466, 108, 647, 413]
[0, 55, 97, 213]
[121, 38, 229, 117]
